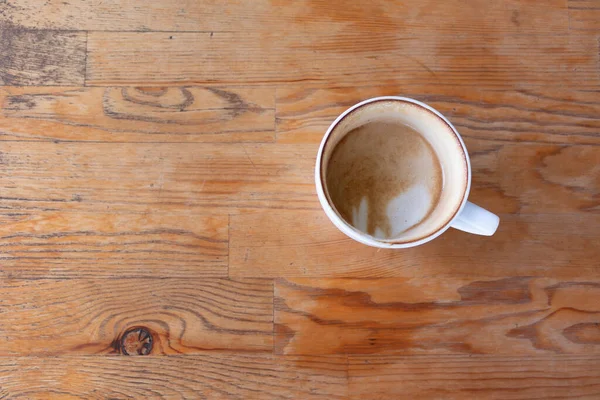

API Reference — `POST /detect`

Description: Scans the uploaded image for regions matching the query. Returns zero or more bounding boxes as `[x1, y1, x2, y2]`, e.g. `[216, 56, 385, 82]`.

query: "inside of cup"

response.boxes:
[320, 99, 469, 244]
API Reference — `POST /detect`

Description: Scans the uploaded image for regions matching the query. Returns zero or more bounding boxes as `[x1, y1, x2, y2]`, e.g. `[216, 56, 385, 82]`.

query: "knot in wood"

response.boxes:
[120, 327, 153, 356]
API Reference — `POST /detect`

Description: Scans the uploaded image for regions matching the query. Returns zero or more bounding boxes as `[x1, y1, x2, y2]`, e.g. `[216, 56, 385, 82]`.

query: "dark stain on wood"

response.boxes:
[0, 25, 85, 85]
[4, 93, 38, 109]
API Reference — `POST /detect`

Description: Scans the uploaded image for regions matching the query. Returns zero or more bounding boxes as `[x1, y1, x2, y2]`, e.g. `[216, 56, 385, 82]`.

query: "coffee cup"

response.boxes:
[315, 96, 499, 248]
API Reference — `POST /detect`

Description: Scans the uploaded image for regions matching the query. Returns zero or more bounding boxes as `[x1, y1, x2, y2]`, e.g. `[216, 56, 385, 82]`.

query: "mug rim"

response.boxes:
[315, 96, 472, 249]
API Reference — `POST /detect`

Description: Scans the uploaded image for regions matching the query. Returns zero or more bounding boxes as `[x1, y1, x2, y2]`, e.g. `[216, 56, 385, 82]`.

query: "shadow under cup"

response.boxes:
[318, 98, 470, 245]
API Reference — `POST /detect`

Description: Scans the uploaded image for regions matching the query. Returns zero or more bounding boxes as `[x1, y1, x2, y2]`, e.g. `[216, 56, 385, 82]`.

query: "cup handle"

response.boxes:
[450, 201, 499, 236]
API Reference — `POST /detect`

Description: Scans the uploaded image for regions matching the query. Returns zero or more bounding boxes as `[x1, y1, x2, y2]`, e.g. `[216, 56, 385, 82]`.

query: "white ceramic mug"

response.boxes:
[315, 96, 499, 249]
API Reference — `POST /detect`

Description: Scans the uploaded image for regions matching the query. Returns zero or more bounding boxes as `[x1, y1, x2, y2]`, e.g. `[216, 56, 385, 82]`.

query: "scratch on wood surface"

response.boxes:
[241, 144, 258, 170]
[403, 54, 439, 82]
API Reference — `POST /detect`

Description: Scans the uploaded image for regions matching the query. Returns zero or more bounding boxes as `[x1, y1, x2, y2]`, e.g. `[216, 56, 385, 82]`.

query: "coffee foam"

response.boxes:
[320, 99, 469, 244]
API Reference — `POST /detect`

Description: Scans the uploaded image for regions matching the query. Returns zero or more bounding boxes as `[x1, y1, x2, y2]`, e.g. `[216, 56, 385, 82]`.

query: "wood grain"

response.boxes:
[2, 139, 598, 217]
[0, 29, 86, 86]
[86, 32, 598, 87]
[349, 355, 600, 399]
[0, 212, 227, 278]
[569, 0, 600, 30]
[0, 142, 314, 215]
[276, 86, 600, 145]
[0, 279, 272, 355]
[230, 212, 600, 278]
[0, 0, 569, 34]
[0, 86, 275, 142]
[275, 277, 600, 355]
[1, 0, 599, 396]
[467, 140, 600, 214]
[0, 354, 347, 399]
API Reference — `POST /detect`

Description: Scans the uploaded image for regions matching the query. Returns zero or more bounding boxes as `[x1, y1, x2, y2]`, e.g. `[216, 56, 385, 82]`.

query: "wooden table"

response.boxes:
[1, 1, 599, 398]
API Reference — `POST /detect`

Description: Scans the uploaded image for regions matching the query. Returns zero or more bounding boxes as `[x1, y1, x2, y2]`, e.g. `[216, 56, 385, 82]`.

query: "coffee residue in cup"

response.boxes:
[326, 121, 443, 239]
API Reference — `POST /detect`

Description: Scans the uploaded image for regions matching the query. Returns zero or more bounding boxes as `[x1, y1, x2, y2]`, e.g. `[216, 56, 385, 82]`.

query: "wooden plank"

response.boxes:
[86, 33, 597, 87]
[569, 0, 600, 30]
[0, 142, 315, 215]
[276, 86, 600, 145]
[349, 355, 600, 399]
[0, 29, 85, 86]
[463, 140, 600, 215]
[0, 86, 275, 143]
[0, 279, 272, 355]
[275, 277, 600, 355]
[0, 354, 347, 399]
[2, 139, 598, 216]
[230, 212, 600, 278]
[0, 0, 568, 34]
[0, 212, 228, 278]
